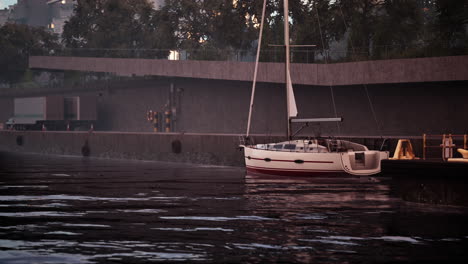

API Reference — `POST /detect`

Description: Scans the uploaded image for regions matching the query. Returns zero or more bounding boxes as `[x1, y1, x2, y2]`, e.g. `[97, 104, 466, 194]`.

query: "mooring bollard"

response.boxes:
[165, 111, 171, 132]
[153, 111, 159, 132]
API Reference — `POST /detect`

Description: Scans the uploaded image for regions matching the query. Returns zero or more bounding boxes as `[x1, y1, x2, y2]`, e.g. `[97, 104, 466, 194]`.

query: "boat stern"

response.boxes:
[340, 150, 389, 176]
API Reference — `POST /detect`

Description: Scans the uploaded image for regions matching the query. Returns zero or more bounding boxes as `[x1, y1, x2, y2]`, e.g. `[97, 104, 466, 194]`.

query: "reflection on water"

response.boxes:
[0, 152, 468, 263]
[392, 177, 468, 207]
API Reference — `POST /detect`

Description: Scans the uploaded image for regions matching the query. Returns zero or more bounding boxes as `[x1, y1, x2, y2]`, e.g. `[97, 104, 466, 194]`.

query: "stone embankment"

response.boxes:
[0, 131, 405, 166]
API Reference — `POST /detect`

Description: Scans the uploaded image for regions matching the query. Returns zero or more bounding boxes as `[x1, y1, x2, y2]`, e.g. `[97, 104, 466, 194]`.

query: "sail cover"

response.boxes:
[287, 71, 298, 117]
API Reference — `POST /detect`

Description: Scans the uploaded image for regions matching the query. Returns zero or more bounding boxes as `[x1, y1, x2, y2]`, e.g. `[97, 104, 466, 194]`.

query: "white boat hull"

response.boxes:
[243, 146, 389, 176]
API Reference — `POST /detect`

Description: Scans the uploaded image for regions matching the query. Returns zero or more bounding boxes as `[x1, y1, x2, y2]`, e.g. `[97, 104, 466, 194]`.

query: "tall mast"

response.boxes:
[283, 0, 292, 139]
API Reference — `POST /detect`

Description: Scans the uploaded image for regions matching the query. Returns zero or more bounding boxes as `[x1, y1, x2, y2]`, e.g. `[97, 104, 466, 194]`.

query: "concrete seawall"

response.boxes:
[4, 79, 467, 136]
[1, 131, 432, 167]
[0, 131, 281, 166]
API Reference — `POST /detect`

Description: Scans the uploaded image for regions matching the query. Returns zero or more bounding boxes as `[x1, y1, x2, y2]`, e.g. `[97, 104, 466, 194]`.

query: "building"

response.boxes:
[7, 0, 75, 35]
[0, 8, 9, 26]
[47, 0, 75, 35]
[8, 0, 50, 27]
[8, 0, 162, 34]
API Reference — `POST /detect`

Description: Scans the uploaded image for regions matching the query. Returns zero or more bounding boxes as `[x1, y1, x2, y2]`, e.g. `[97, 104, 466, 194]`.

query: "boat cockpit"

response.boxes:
[253, 139, 369, 153]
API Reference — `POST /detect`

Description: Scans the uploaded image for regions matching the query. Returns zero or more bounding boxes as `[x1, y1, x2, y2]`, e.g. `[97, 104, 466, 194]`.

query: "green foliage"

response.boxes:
[161, 0, 259, 59]
[322, 0, 466, 60]
[427, 0, 468, 55]
[0, 23, 59, 84]
[291, 0, 340, 62]
[372, 0, 424, 59]
[62, 0, 175, 58]
[165, 0, 466, 62]
[30, 0, 468, 63]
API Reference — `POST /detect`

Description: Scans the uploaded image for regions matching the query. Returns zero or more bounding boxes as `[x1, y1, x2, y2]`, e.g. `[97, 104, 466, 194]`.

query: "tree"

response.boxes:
[62, 0, 467, 62]
[428, 0, 468, 55]
[372, 0, 423, 59]
[161, 0, 259, 60]
[0, 23, 59, 84]
[329, 0, 425, 60]
[328, 0, 384, 60]
[291, 0, 339, 63]
[62, 0, 175, 58]
[160, 0, 207, 52]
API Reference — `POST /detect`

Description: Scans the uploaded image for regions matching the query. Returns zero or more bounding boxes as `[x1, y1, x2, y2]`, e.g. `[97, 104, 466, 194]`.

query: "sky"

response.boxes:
[0, 0, 17, 9]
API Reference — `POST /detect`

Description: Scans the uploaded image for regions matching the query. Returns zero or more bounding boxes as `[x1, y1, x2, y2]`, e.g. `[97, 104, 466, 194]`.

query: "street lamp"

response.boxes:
[46, 0, 66, 5]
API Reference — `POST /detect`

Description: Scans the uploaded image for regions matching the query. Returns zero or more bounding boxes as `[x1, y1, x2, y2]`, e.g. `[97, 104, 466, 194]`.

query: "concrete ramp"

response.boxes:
[29, 55, 468, 86]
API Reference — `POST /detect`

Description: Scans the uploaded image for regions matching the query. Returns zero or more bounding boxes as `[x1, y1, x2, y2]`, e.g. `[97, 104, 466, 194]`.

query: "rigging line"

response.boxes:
[330, 86, 341, 134]
[314, 3, 327, 62]
[246, 0, 268, 138]
[364, 83, 382, 136]
[337, 1, 382, 137]
[338, 3, 355, 55]
[315, 1, 341, 135]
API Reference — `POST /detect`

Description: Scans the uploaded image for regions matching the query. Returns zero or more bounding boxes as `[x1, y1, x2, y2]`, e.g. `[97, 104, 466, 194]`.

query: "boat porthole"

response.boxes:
[264, 158, 271, 162]
[247, 156, 251, 160]
[294, 159, 304, 164]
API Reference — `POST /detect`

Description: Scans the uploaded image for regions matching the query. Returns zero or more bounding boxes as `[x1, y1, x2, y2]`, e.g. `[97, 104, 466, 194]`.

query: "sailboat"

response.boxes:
[241, 0, 389, 176]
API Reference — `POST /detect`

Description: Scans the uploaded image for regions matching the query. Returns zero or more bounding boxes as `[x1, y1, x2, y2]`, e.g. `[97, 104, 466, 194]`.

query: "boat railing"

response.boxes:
[423, 134, 467, 161]
[250, 140, 330, 153]
[239, 135, 256, 146]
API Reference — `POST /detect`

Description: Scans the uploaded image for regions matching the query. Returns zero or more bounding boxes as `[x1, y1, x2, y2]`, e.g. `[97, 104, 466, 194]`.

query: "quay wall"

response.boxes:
[0, 131, 423, 166]
[0, 97, 13, 127]
[2, 78, 467, 137]
[0, 131, 257, 166]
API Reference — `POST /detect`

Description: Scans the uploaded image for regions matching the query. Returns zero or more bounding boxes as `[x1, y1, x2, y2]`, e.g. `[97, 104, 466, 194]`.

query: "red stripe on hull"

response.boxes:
[246, 166, 347, 177]
[248, 157, 333, 163]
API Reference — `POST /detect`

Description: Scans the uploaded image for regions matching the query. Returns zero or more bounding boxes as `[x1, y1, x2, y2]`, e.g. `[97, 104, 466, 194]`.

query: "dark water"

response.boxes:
[1, 152, 468, 263]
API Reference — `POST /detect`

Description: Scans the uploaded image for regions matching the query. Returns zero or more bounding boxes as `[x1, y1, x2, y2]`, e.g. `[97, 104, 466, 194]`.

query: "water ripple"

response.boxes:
[0, 212, 85, 217]
[0, 195, 185, 202]
[230, 243, 314, 250]
[153, 227, 234, 232]
[160, 215, 279, 221]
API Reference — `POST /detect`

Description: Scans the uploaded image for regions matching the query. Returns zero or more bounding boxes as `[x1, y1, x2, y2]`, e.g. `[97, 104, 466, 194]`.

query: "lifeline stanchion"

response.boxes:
[423, 134, 426, 160]
[464, 134, 467, 150]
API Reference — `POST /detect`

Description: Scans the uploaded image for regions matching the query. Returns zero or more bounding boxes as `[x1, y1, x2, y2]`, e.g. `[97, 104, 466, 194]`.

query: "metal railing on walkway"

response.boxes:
[31, 42, 467, 64]
[423, 134, 468, 161]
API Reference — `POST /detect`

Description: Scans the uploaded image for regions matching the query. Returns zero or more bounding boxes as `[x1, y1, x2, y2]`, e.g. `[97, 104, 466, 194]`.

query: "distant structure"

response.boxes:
[6, 0, 75, 35]
[6, 0, 163, 32]
[8, 0, 50, 27]
[0, 8, 9, 26]
[150, 0, 165, 10]
[46, 0, 76, 35]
